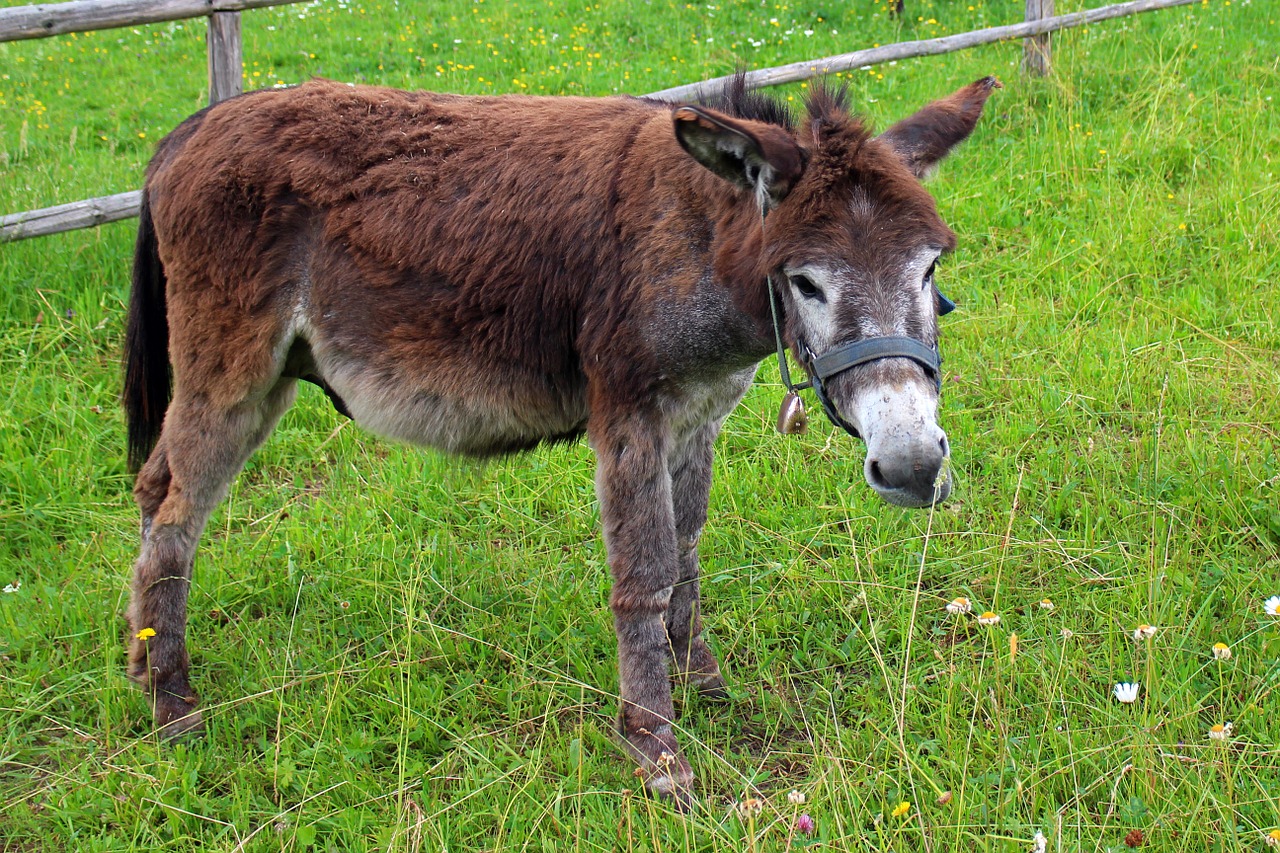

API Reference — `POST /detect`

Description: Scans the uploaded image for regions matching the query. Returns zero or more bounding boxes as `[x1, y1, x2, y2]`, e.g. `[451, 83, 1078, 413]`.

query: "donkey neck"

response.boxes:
[626, 111, 779, 365]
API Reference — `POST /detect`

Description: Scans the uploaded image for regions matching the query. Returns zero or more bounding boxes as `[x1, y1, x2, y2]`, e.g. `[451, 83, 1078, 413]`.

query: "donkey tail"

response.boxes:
[123, 189, 172, 473]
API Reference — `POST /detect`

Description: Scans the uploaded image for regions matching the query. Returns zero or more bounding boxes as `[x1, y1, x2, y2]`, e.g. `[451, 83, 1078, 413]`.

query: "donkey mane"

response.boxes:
[695, 72, 859, 135]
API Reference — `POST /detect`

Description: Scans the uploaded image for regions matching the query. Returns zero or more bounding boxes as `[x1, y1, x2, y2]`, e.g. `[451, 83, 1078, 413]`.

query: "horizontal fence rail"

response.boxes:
[1, 0, 1195, 242]
[0, 0, 298, 42]
[0, 192, 145, 241]
[648, 0, 1193, 101]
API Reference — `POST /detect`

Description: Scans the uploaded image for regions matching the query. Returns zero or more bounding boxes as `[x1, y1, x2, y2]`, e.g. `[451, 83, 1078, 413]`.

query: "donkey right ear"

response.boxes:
[674, 106, 805, 208]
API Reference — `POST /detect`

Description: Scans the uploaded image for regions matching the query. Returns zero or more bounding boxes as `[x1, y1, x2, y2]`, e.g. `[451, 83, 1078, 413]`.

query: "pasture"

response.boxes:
[1, 0, 1278, 850]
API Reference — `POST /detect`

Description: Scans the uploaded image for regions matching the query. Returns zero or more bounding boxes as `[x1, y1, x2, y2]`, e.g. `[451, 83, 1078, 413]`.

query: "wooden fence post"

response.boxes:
[207, 11, 242, 104]
[1023, 0, 1054, 75]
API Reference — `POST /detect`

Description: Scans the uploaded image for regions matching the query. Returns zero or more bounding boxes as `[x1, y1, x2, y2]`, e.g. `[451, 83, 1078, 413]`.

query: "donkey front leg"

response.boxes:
[590, 411, 693, 806]
[667, 422, 726, 699]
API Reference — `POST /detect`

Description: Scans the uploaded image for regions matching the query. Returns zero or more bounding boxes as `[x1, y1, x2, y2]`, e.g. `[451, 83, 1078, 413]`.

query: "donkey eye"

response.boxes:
[923, 260, 937, 288]
[788, 273, 824, 301]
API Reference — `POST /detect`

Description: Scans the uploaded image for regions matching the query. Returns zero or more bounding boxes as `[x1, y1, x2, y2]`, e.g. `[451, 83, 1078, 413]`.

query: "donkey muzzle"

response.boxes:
[802, 337, 952, 508]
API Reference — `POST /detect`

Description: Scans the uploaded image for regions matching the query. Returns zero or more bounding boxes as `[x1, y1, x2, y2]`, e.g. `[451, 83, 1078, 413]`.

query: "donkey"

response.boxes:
[123, 73, 997, 806]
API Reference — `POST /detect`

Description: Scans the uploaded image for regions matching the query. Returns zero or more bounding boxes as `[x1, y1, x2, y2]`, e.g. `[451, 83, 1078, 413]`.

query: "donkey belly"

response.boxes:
[313, 350, 589, 457]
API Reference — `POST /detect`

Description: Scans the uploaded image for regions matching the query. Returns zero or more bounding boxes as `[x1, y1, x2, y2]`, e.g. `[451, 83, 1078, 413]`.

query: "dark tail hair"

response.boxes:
[122, 189, 172, 472]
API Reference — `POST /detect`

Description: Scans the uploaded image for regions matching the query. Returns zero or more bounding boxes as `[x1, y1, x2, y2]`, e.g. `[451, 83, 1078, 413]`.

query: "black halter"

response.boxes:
[765, 268, 955, 439]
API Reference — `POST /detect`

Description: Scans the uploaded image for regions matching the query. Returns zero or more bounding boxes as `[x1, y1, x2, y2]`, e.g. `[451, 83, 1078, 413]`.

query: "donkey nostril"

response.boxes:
[868, 459, 889, 489]
[939, 435, 950, 458]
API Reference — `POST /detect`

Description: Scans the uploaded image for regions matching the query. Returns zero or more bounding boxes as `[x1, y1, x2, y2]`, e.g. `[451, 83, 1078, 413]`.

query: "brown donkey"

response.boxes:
[123, 74, 998, 806]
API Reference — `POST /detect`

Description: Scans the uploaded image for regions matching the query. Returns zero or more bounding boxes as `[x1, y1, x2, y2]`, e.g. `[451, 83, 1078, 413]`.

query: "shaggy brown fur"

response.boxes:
[123, 75, 997, 808]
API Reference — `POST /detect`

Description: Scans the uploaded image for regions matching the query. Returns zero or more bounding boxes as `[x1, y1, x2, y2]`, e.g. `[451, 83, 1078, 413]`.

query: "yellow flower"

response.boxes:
[1208, 722, 1233, 741]
[1265, 828, 1280, 848]
[945, 596, 972, 615]
[1038, 598, 1055, 611]
[135, 627, 156, 641]
[891, 801, 911, 818]
[977, 611, 1000, 626]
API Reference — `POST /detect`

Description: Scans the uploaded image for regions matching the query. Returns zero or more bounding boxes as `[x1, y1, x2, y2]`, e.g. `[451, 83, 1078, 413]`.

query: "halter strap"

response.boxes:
[810, 336, 942, 386]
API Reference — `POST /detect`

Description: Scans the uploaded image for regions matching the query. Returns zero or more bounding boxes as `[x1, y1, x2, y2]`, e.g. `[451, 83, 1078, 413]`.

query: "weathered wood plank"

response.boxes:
[1, 191, 142, 241]
[648, 0, 1194, 101]
[1024, 0, 1055, 76]
[207, 10, 242, 104]
[0, 0, 297, 43]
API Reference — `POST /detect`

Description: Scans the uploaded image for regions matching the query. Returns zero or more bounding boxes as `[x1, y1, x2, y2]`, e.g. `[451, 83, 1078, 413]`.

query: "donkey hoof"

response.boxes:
[691, 672, 729, 701]
[153, 696, 204, 740]
[656, 782, 697, 813]
[635, 765, 696, 813]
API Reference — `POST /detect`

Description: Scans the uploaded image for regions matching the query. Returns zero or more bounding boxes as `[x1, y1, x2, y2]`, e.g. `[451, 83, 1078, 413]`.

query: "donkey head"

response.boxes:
[675, 76, 999, 508]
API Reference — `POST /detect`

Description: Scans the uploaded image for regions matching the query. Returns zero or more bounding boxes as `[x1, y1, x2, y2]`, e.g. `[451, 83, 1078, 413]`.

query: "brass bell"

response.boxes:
[775, 391, 808, 435]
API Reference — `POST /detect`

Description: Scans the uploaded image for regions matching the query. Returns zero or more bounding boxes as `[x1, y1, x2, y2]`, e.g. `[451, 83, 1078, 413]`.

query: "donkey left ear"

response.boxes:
[877, 76, 1001, 180]
[674, 106, 805, 207]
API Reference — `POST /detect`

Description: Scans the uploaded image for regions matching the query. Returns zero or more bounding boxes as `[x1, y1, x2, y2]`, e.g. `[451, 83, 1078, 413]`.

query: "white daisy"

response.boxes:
[1113, 682, 1140, 704]
[1208, 722, 1233, 741]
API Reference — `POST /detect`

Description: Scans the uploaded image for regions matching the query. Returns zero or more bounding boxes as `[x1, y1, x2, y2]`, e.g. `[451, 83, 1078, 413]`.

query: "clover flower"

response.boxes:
[1113, 682, 1140, 704]
[977, 611, 1000, 626]
[787, 789, 806, 805]
[1132, 624, 1157, 642]
[1032, 830, 1048, 853]
[736, 797, 764, 818]
[1265, 596, 1280, 617]
[1212, 642, 1232, 661]
[795, 813, 815, 835]
[945, 597, 972, 615]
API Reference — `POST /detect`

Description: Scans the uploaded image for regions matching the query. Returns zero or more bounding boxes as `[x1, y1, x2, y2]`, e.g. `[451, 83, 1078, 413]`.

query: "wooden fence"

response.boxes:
[1, 0, 1193, 242]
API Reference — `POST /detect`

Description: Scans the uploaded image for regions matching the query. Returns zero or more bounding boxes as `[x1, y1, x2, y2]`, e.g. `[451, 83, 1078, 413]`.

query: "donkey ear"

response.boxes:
[673, 106, 805, 207]
[877, 76, 1001, 180]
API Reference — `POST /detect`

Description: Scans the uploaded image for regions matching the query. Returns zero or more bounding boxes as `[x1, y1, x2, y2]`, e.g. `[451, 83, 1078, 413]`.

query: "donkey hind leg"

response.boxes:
[592, 412, 695, 808]
[127, 380, 297, 738]
[666, 422, 727, 699]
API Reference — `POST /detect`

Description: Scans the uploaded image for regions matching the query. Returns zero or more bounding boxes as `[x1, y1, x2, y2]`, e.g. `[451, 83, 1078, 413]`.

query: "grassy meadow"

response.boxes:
[2, 0, 1279, 849]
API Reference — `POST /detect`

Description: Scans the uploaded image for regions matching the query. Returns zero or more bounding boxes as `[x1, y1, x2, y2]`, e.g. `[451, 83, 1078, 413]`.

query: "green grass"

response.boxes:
[2, 0, 1279, 850]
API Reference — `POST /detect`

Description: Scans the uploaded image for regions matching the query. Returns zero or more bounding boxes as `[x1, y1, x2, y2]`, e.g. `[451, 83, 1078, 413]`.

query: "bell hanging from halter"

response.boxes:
[775, 390, 809, 435]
